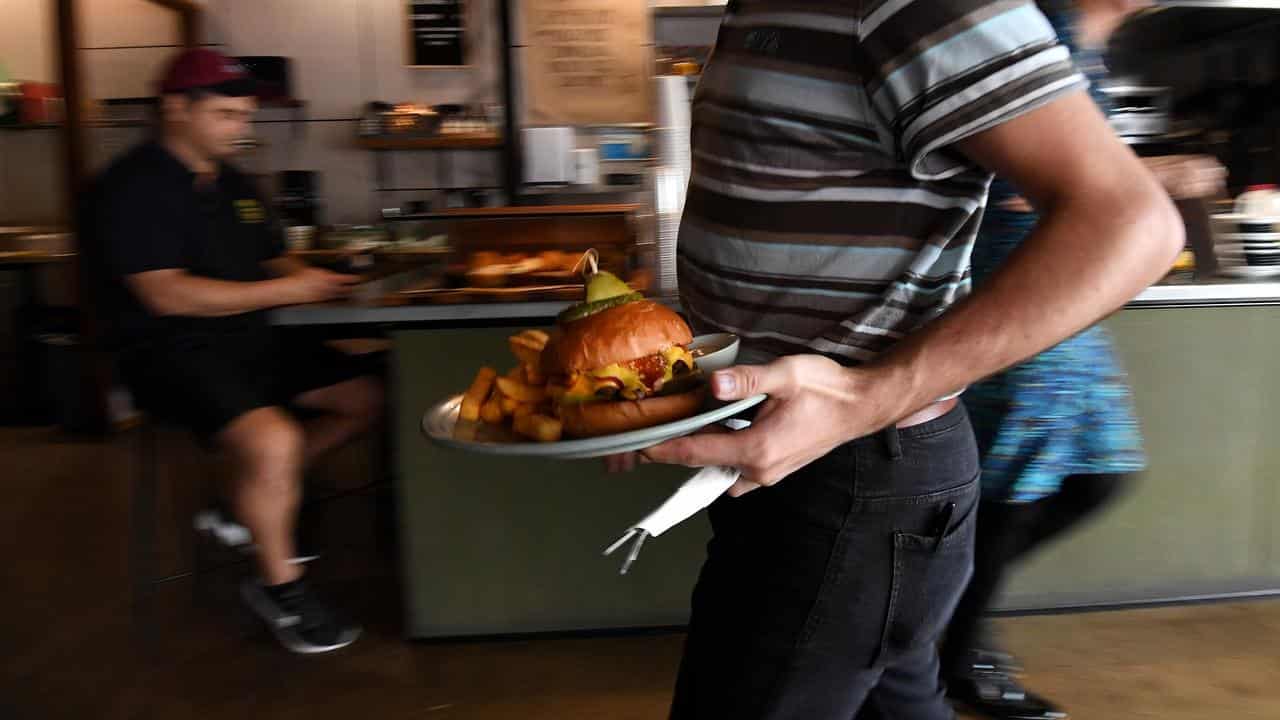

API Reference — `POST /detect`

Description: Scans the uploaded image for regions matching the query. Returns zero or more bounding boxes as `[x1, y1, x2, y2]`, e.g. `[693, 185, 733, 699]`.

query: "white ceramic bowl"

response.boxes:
[1211, 214, 1280, 235]
[688, 333, 740, 373]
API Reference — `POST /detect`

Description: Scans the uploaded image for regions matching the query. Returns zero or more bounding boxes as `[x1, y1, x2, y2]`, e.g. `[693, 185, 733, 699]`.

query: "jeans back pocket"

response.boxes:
[875, 485, 978, 667]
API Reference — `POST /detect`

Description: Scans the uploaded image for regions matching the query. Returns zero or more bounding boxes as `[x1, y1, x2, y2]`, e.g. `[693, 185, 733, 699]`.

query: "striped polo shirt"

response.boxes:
[677, 0, 1087, 365]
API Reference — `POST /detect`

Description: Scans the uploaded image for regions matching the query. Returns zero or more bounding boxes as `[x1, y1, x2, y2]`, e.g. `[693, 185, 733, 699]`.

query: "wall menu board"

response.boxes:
[407, 0, 467, 67]
[521, 0, 652, 125]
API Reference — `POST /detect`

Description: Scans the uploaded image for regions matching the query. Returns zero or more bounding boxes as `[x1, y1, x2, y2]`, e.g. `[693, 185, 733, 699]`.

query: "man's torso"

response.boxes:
[677, 0, 1080, 366]
[95, 141, 279, 351]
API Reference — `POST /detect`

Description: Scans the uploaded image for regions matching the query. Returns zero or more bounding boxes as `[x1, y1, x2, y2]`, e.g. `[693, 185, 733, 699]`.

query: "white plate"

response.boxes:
[1211, 213, 1280, 223]
[421, 332, 758, 459]
[1216, 233, 1280, 241]
[1216, 248, 1280, 257]
[1219, 247, 1280, 254]
[422, 393, 767, 459]
[1219, 265, 1280, 279]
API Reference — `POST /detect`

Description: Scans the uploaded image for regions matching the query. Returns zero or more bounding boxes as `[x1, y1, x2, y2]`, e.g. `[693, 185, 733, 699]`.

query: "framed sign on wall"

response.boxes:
[520, 0, 652, 125]
[407, 0, 467, 67]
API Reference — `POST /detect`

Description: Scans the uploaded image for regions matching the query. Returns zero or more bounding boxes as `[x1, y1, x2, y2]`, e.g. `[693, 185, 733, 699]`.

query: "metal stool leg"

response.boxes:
[130, 422, 159, 642]
[375, 396, 397, 553]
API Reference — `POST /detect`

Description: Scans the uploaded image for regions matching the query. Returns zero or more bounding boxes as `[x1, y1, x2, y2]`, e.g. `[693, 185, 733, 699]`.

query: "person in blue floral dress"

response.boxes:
[940, 2, 1226, 719]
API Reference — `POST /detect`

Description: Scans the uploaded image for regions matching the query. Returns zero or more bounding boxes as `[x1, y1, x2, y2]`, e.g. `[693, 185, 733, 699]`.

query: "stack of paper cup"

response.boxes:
[655, 75, 692, 185]
[654, 75, 693, 295]
[1210, 187, 1280, 278]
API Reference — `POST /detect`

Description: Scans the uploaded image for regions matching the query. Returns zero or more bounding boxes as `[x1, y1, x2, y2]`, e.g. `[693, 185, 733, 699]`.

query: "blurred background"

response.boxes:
[3, 0, 1280, 718]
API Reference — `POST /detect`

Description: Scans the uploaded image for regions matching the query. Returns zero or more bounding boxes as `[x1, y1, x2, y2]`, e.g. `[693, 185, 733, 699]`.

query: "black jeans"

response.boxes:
[941, 472, 1132, 672]
[670, 405, 980, 720]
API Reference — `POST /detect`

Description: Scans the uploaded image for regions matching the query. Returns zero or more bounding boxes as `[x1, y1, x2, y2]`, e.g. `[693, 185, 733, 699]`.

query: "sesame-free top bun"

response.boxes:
[541, 300, 693, 375]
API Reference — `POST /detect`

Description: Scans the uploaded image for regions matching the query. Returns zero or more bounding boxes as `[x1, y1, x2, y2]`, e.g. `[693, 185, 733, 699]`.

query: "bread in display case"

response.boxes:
[386, 205, 653, 305]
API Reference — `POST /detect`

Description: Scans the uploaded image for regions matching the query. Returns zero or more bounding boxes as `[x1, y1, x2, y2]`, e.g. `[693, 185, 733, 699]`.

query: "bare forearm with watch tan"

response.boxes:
[263, 255, 314, 278]
[641, 92, 1185, 496]
[126, 264, 359, 318]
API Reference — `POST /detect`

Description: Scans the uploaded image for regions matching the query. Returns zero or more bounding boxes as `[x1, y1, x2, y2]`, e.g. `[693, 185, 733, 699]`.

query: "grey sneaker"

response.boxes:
[240, 579, 361, 654]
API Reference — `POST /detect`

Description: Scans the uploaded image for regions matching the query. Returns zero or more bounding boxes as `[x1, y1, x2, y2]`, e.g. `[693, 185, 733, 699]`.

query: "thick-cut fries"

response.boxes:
[509, 332, 547, 367]
[480, 393, 504, 424]
[512, 404, 534, 424]
[496, 376, 545, 404]
[460, 367, 496, 422]
[523, 362, 544, 386]
[452, 422, 478, 442]
[514, 412, 563, 442]
[456, 331, 562, 442]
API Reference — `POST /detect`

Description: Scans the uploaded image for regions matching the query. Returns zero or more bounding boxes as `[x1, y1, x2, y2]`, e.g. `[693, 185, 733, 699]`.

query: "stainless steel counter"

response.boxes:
[1128, 277, 1280, 308]
[270, 300, 581, 327]
[269, 296, 686, 327]
[270, 278, 1280, 327]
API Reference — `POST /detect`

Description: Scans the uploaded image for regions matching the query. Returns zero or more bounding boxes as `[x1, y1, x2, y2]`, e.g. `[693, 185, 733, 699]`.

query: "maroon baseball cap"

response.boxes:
[157, 48, 256, 96]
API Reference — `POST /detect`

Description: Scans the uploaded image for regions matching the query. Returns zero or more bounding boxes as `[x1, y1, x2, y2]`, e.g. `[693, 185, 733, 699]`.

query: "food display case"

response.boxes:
[380, 205, 652, 306]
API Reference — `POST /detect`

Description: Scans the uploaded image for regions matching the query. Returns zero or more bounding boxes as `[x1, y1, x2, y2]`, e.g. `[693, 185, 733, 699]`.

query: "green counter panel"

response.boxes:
[1002, 307, 1280, 608]
[395, 307, 1280, 637]
[393, 327, 710, 638]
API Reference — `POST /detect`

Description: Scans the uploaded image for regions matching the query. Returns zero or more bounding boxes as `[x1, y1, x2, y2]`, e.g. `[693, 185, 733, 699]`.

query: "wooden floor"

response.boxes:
[4, 425, 1280, 719]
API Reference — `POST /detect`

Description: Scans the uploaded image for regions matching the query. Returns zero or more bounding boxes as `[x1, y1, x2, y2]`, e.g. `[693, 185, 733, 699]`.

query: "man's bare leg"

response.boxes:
[220, 403, 361, 653]
[292, 375, 384, 467]
[218, 406, 306, 586]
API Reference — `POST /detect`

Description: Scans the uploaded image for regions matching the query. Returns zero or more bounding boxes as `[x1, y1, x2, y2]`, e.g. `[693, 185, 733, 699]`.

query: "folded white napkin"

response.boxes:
[634, 465, 740, 538]
[604, 418, 752, 573]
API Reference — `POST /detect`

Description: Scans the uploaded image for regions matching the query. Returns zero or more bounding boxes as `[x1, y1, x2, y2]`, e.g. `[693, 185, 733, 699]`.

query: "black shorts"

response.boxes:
[121, 332, 377, 442]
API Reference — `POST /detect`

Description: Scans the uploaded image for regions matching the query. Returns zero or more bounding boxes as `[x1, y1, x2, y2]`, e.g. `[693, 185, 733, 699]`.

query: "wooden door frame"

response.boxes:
[53, 0, 203, 432]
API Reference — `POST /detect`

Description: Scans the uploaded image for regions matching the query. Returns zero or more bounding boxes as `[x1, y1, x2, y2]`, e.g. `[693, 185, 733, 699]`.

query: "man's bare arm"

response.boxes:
[127, 266, 358, 318]
[263, 255, 311, 278]
[642, 91, 1183, 490]
[867, 90, 1184, 417]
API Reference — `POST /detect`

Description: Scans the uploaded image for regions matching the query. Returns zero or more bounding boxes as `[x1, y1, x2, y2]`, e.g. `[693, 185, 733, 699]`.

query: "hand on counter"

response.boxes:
[279, 266, 362, 305]
[1143, 154, 1228, 200]
[997, 155, 1228, 212]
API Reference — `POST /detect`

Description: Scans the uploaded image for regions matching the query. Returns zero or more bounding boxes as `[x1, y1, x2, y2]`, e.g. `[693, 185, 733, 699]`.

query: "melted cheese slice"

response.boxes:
[556, 345, 695, 404]
[663, 346, 694, 374]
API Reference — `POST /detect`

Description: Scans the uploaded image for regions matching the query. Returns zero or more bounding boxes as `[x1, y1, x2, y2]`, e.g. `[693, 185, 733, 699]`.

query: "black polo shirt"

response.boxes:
[92, 141, 284, 351]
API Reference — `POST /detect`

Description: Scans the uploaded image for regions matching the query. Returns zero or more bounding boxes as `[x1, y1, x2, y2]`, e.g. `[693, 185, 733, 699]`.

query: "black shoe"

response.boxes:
[947, 659, 1067, 720]
[240, 579, 361, 654]
[967, 647, 1025, 675]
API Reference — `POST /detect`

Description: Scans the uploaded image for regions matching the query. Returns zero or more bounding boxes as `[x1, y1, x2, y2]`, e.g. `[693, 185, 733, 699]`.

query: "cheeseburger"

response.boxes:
[541, 292, 705, 438]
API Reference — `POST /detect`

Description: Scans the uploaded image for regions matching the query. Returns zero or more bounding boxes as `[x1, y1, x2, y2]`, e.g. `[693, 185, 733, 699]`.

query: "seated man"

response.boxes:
[91, 49, 381, 654]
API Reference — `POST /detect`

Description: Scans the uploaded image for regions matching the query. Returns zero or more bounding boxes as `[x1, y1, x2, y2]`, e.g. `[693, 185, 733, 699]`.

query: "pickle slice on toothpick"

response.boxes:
[559, 249, 643, 324]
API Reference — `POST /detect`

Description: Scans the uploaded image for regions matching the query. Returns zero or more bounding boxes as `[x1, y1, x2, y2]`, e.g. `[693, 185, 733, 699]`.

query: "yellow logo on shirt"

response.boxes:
[235, 199, 265, 224]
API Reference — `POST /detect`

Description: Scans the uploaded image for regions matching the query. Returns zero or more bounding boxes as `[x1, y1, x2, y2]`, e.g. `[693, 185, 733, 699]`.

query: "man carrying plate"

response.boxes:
[609, 0, 1184, 717]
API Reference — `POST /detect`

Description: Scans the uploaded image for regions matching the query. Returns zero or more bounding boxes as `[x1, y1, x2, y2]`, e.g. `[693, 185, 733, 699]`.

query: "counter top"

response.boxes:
[270, 278, 1280, 326]
[1127, 277, 1280, 308]
[0, 250, 76, 266]
[270, 299, 595, 326]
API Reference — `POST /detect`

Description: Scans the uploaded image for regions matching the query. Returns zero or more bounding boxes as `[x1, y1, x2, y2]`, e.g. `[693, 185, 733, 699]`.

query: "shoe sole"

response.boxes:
[952, 700, 1068, 720]
[240, 582, 362, 655]
[272, 624, 362, 655]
